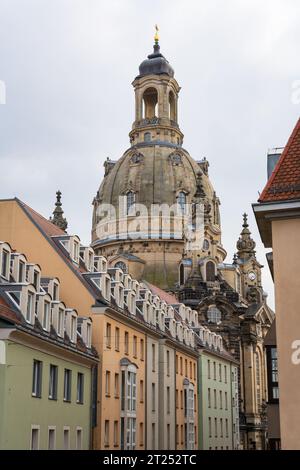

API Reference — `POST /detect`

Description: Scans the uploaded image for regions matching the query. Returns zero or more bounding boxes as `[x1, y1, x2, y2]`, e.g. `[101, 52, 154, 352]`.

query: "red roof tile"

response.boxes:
[259, 118, 300, 202]
[144, 281, 179, 305]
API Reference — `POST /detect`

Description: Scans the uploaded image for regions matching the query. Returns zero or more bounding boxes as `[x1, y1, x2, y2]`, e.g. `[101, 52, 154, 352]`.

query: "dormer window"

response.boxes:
[115, 261, 127, 273]
[1, 249, 10, 279]
[26, 291, 35, 323]
[33, 270, 40, 290]
[86, 322, 92, 348]
[71, 315, 77, 343]
[73, 240, 80, 263]
[58, 308, 64, 337]
[52, 282, 59, 301]
[18, 260, 25, 283]
[43, 300, 51, 331]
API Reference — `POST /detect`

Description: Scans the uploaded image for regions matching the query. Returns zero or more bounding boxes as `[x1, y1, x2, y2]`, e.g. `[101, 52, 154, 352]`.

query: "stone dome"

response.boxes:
[138, 44, 174, 78]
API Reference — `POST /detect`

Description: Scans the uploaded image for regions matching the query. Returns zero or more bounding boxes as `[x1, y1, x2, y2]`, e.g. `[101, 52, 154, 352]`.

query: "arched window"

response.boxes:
[169, 90, 176, 121]
[127, 191, 135, 214]
[207, 306, 222, 324]
[142, 87, 158, 119]
[206, 261, 216, 281]
[144, 132, 151, 142]
[115, 261, 127, 273]
[179, 264, 185, 285]
[177, 191, 186, 214]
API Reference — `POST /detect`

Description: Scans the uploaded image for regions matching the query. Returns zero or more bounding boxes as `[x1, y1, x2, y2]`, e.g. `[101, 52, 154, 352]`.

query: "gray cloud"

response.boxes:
[1, 0, 300, 308]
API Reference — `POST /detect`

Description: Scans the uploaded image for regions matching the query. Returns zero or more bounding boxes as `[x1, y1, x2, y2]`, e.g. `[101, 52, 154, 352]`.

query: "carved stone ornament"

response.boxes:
[130, 152, 144, 164]
[169, 152, 182, 165]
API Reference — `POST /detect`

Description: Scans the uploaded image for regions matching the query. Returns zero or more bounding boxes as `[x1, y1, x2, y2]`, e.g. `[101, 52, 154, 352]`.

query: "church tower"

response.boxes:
[92, 31, 224, 289]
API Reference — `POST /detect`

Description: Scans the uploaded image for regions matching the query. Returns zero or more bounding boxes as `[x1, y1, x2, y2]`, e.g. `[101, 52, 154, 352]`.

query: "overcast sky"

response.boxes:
[1, 0, 300, 308]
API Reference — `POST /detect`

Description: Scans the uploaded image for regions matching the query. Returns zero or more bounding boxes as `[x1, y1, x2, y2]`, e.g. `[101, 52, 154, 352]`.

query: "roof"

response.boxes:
[18, 200, 66, 237]
[143, 281, 179, 305]
[259, 118, 300, 202]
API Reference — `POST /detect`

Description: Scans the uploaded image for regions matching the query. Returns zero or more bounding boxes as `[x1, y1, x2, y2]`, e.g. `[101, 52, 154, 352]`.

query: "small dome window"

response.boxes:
[144, 132, 151, 142]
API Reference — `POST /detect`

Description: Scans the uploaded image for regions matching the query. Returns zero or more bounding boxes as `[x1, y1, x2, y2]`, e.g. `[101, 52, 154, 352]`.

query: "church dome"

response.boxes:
[138, 44, 174, 78]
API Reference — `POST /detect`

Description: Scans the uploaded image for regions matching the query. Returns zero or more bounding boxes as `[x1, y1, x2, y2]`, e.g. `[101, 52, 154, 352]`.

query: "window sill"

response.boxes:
[48, 397, 57, 401]
[115, 348, 120, 352]
[76, 401, 84, 405]
[106, 345, 112, 350]
[63, 399, 71, 403]
[114, 395, 120, 399]
[105, 394, 111, 398]
[32, 394, 41, 399]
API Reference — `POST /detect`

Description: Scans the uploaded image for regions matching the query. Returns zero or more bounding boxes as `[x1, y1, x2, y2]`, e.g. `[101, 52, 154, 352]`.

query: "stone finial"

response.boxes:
[49, 190, 68, 231]
[236, 213, 256, 260]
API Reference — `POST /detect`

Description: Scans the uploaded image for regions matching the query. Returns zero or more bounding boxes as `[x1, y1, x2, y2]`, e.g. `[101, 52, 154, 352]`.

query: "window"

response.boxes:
[207, 359, 211, 379]
[33, 270, 40, 290]
[152, 423, 155, 449]
[49, 365, 58, 400]
[220, 418, 223, 437]
[255, 353, 261, 408]
[178, 191, 186, 214]
[166, 350, 170, 376]
[225, 419, 229, 438]
[115, 261, 127, 273]
[176, 354, 178, 373]
[115, 327, 120, 351]
[133, 336, 137, 357]
[63, 369, 72, 402]
[213, 361, 216, 380]
[104, 421, 110, 446]
[26, 291, 34, 323]
[225, 391, 228, 410]
[76, 428, 82, 450]
[19, 260, 25, 282]
[43, 301, 50, 330]
[86, 322, 92, 348]
[176, 425, 179, 445]
[219, 363, 222, 382]
[180, 357, 183, 375]
[106, 323, 111, 348]
[214, 418, 218, 438]
[114, 421, 118, 447]
[139, 423, 144, 446]
[167, 386, 170, 414]
[207, 306, 221, 324]
[105, 371, 111, 396]
[190, 361, 193, 379]
[167, 424, 170, 450]
[193, 363, 196, 381]
[32, 360, 42, 397]
[208, 388, 211, 408]
[58, 308, 64, 337]
[208, 418, 212, 438]
[77, 373, 84, 404]
[185, 359, 188, 377]
[114, 373, 119, 397]
[127, 418, 136, 450]
[73, 241, 79, 263]
[224, 365, 227, 383]
[181, 425, 184, 445]
[52, 283, 58, 301]
[206, 261, 216, 282]
[31, 427, 40, 450]
[267, 346, 279, 402]
[127, 191, 135, 214]
[152, 344, 156, 372]
[63, 428, 70, 450]
[176, 389, 179, 408]
[140, 380, 144, 403]
[220, 390, 223, 409]
[144, 132, 151, 142]
[48, 428, 56, 450]
[152, 383, 156, 412]
[1, 249, 9, 278]
[124, 331, 129, 354]
[140, 339, 144, 360]
[180, 390, 183, 409]
[214, 389, 217, 409]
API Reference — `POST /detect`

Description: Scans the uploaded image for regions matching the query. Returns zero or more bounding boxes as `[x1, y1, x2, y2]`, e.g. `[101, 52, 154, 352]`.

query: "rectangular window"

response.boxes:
[208, 417, 212, 438]
[106, 323, 111, 348]
[43, 301, 50, 330]
[77, 372, 84, 404]
[152, 423, 155, 449]
[76, 428, 82, 450]
[31, 427, 39, 450]
[63, 428, 70, 450]
[166, 350, 170, 376]
[1, 249, 9, 277]
[214, 389, 217, 409]
[32, 360, 42, 397]
[220, 390, 223, 409]
[53, 283, 58, 301]
[114, 373, 119, 397]
[207, 359, 211, 379]
[139, 423, 144, 447]
[225, 418, 229, 438]
[105, 371, 111, 396]
[180, 357, 183, 375]
[176, 389, 179, 408]
[133, 335, 137, 357]
[115, 327, 120, 351]
[176, 354, 178, 373]
[180, 390, 183, 409]
[114, 421, 118, 447]
[104, 421, 109, 447]
[33, 270, 39, 290]
[121, 371, 125, 411]
[219, 363, 222, 381]
[190, 361, 193, 379]
[193, 363, 196, 381]
[185, 359, 188, 377]
[224, 365, 227, 383]
[124, 331, 129, 354]
[48, 428, 56, 450]
[167, 386, 170, 414]
[58, 308, 64, 336]
[49, 364, 58, 400]
[167, 424, 170, 450]
[176, 425, 179, 445]
[181, 425, 184, 445]
[63, 369, 72, 402]
[26, 291, 34, 323]
[220, 418, 223, 437]
[213, 361, 216, 380]
[214, 417, 218, 438]
[152, 344, 155, 372]
[19, 260, 25, 282]
[70, 315, 76, 343]
[225, 391, 228, 410]
[140, 339, 144, 361]
[208, 388, 211, 408]
[152, 383, 155, 412]
[140, 380, 144, 403]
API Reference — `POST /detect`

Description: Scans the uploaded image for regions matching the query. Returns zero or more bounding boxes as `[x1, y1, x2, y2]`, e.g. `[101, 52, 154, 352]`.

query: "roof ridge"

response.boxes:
[259, 117, 300, 202]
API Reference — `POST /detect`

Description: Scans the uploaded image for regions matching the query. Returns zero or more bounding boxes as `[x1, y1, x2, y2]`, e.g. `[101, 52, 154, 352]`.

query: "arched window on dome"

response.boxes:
[177, 191, 186, 214]
[142, 87, 158, 119]
[115, 261, 127, 273]
[169, 90, 176, 121]
[144, 132, 151, 142]
[206, 261, 216, 282]
[126, 191, 135, 215]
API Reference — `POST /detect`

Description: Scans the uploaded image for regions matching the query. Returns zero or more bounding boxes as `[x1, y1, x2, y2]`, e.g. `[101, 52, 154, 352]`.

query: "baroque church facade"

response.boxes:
[91, 34, 274, 450]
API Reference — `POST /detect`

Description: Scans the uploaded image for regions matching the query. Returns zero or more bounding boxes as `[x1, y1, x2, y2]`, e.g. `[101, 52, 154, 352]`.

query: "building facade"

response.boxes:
[253, 117, 300, 450]
[0, 241, 97, 450]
